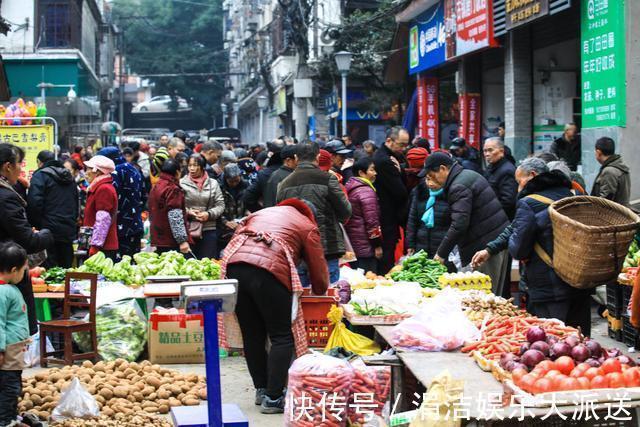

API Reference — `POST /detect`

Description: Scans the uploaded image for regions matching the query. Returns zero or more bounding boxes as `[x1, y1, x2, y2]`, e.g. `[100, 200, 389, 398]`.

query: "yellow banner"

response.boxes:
[0, 124, 54, 180]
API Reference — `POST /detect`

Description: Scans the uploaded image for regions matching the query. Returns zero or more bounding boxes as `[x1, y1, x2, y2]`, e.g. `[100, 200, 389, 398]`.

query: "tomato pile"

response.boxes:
[513, 357, 640, 394]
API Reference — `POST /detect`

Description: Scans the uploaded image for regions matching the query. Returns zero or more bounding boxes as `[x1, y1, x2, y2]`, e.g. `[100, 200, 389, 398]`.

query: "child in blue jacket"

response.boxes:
[0, 242, 29, 427]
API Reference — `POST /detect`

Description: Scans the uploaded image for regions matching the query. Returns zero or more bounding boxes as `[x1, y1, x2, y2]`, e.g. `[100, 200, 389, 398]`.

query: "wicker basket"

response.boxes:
[549, 196, 640, 289]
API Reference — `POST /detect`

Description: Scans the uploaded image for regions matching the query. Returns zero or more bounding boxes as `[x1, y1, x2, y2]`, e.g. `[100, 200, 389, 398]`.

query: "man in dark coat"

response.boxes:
[449, 137, 481, 173]
[277, 143, 351, 283]
[550, 123, 581, 171]
[483, 137, 518, 220]
[27, 150, 78, 268]
[243, 140, 285, 212]
[509, 157, 592, 335]
[97, 146, 146, 258]
[421, 152, 509, 292]
[374, 126, 410, 274]
[325, 140, 354, 182]
[591, 137, 631, 207]
[263, 145, 298, 208]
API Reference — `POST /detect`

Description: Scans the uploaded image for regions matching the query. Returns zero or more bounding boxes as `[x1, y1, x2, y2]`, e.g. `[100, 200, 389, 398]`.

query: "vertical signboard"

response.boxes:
[417, 76, 427, 137]
[418, 76, 440, 148]
[458, 94, 481, 149]
[581, 0, 626, 128]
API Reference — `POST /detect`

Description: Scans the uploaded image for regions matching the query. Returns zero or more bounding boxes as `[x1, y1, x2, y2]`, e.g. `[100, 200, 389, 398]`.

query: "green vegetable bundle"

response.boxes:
[42, 267, 67, 284]
[74, 299, 147, 361]
[351, 301, 392, 316]
[76, 251, 221, 285]
[624, 238, 640, 268]
[390, 250, 447, 289]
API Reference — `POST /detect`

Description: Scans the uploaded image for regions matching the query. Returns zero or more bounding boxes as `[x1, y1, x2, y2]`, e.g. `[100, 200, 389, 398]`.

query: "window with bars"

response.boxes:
[41, 1, 71, 47]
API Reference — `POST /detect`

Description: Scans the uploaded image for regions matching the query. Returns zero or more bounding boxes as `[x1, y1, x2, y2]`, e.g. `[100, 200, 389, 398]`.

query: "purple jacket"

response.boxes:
[344, 178, 382, 258]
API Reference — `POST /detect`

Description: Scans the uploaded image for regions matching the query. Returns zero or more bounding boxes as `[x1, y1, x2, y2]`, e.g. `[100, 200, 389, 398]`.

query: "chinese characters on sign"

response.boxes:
[454, 0, 498, 57]
[409, 2, 446, 74]
[417, 76, 440, 148]
[459, 94, 481, 149]
[505, 0, 550, 29]
[581, 0, 626, 128]
[0, 124, 54, 180]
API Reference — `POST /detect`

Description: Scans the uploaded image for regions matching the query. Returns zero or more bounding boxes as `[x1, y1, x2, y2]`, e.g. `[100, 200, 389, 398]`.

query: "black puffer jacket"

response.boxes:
[277, 162, 352, 259]
[509, 171, 589, 303]
[373, 144, 409, 229]
[27, 160, 79, 242]
[437, 163, 509, 265]
[243, 163, 280, 212]
[406, 181, 451, 257]
[485, 157, 518, 220]
[0, 179, 54, 334]
[263, 165, 294, 208]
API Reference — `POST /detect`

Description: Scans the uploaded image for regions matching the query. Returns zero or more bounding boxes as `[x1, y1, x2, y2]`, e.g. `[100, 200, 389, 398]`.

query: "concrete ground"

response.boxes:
[24, 357, 283, 427]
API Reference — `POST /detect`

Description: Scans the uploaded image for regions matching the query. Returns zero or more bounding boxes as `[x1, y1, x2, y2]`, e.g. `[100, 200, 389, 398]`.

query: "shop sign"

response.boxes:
[346, 109, 384, 121]
[505, 0, 549, 30]
[417, 76, 440, 148]
[458, 93, 481, 149]
[275, 87, 287, 115]
[324, 91, 338, 117]
[409, 2, 446, 75]
[0, 124, 54, 179]
[454, 0, 498, 57]
[581, 0, 626, 128]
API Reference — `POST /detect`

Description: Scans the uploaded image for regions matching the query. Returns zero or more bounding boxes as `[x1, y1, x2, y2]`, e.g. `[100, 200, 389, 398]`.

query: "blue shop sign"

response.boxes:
[409, 2, 446, 75]
[324, 91, 338, 115]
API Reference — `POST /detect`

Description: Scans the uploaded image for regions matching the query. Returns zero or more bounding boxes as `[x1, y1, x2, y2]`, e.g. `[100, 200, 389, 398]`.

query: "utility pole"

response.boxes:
[119, 31, 125, 127]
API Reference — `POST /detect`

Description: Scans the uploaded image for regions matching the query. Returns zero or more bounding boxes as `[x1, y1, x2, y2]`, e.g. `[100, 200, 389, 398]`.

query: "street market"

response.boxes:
[1, 0, 640, 426]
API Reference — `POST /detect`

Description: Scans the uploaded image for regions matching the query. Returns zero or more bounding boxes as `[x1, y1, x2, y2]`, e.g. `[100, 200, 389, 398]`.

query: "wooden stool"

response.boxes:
[39, 272, 99, 366]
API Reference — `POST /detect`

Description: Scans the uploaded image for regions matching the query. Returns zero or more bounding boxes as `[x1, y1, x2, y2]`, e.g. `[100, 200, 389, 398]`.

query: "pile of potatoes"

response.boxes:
[50, 412, 173, 426]
[20, 359, 207, 421]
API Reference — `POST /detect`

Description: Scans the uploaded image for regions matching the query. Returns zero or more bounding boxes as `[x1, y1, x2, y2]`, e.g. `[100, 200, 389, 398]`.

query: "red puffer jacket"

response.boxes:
[227, 200, 329, 295]
[83, 176, 118, 251]
[344, 178, 382, 258]
[149, 172, 190, 249]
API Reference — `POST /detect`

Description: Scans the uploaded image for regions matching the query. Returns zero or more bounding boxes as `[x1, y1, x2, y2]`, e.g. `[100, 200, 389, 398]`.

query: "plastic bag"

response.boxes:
[348, 359, 391, 425]
[51, 378, 100, 421]
[324, 305, 380, 356]
[391, 288, 480, 351]
[285, 353, 354, 427]
[24, 328, 54, 368]
[74, 298, 147, 361]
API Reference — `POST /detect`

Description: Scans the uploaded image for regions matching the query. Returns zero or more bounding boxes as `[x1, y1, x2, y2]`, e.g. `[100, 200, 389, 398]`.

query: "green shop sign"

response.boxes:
[581, 0, 626, 128]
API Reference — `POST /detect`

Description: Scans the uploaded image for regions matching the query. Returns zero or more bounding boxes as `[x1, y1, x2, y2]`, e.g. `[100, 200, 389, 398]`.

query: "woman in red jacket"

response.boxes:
[148, 159, 191, 254]
[83, 155, 118, 260]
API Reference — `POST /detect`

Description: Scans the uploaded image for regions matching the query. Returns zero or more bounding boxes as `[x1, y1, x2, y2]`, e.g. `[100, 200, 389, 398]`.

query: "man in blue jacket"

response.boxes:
[509, 157, 592, 335]
[97, 147, 146, 259]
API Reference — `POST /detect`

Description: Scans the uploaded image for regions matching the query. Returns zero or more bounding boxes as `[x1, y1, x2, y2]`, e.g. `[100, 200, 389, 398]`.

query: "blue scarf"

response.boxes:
[421, 188, 444, 228]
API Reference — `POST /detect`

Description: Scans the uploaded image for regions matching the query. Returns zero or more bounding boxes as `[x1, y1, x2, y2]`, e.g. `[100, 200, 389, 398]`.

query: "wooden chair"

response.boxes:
[39, 272, 99, 366]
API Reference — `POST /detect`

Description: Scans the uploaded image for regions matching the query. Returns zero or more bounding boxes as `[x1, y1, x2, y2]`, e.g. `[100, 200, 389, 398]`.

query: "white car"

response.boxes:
[132, 95, 190, 113]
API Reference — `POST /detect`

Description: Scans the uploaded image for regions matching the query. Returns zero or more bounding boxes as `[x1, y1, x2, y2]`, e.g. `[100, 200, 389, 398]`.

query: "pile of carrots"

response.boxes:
[461, 315, 578, 360]
[348, 363, 390, 425]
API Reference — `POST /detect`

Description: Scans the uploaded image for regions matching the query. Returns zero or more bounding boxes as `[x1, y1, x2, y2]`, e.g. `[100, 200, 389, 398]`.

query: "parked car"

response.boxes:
[132, 95, 190, 113]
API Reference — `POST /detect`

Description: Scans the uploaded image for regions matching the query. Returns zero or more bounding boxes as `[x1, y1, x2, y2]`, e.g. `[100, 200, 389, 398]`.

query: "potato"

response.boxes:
[198, 388, 207, 400]
[102, 406, 115, 417]
[147, 392, 157, 401]
[157, 389, 171, 400]
[36, 410, 49, 420]
[132, 391, 144, 402]
[146, 376, 161, 389]
[168, 397, 182, 407]
[113, 386, 129, 398]
[182, 398, 200, 406]
[99, 388, 114, 400]
[141, 386, 154, 396]
[142, 401, 157, 409]
[144, 406, 159, 413]
[180, 384, 191, 393]
[158, 404, 169, 414]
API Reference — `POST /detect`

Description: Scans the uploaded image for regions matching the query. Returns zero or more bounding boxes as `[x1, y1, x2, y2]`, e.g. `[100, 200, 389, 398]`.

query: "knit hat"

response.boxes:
[83, 155, 116, 175]
[151, 147, 170, 176]
[318, 149, 332, 171]
[96, 146, 120, 161]
[406, 147, 429, 169]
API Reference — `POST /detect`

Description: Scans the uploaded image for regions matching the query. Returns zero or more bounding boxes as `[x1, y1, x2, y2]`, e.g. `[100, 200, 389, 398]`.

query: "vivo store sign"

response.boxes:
[409, 0, 497, 75]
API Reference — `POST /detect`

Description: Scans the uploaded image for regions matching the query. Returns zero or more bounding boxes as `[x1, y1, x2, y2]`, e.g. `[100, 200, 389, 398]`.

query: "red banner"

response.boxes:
[417, 76, 440, 149]
[458, 93, 481, 149]
[455, 0, 498, 57]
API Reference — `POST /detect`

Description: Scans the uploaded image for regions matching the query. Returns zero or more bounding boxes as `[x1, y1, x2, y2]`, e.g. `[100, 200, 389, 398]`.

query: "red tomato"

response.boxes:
[607, 372, 625, 388]
[575, 362, 591, 373]
[624, 367, 640, 387]
[591, 375, 610, 389]
[577, 377, 591, 390]
[584, 367, 603, 380]
[621, 364, 630, 371]
[520, 374, 538, 393]
[536, 360, 555, 373]
[545, 369, 562, 378]
[512, 368, 528, 384]
[602, 358, 622, 374]
[554, 356, 575, 375]
[535, 377, 554, 394]
[551, 374, 568, 390]
[557, 377, 580, 391]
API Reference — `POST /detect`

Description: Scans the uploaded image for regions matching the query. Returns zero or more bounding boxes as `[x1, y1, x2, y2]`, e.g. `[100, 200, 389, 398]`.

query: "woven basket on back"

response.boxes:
[549, 196, 640, 289]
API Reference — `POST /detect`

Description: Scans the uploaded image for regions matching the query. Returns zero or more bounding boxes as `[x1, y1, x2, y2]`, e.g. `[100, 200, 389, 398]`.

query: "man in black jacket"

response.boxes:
[263, 144, 298, 208]
[374, 126, 410, 274]
[509, 157, 591, 335]
[449, 137, 482, 173]
[422, 152, 509, 292]
[483, 137, 518, 220]
[550, 123, 581, 171]
[27, 150, 78, 268]
[243, 139, 285, 212]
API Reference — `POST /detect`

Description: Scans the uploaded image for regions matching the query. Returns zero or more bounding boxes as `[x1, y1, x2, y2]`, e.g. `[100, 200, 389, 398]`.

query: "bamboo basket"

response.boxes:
[549, 196, 640, 289]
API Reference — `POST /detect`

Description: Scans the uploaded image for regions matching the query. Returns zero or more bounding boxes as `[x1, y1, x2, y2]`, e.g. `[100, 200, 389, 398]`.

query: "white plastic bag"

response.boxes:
[24, 329, 54, 368]
[390, 288, 480, 351]
[51, 378, 100, 421]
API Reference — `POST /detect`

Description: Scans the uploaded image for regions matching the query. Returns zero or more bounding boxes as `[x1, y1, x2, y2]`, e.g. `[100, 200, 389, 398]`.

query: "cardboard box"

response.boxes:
[148, 310, 204, 364]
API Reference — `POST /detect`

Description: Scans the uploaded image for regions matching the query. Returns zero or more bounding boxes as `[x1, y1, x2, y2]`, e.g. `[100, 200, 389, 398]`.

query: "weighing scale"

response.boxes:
[171, 280, 249, 427]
